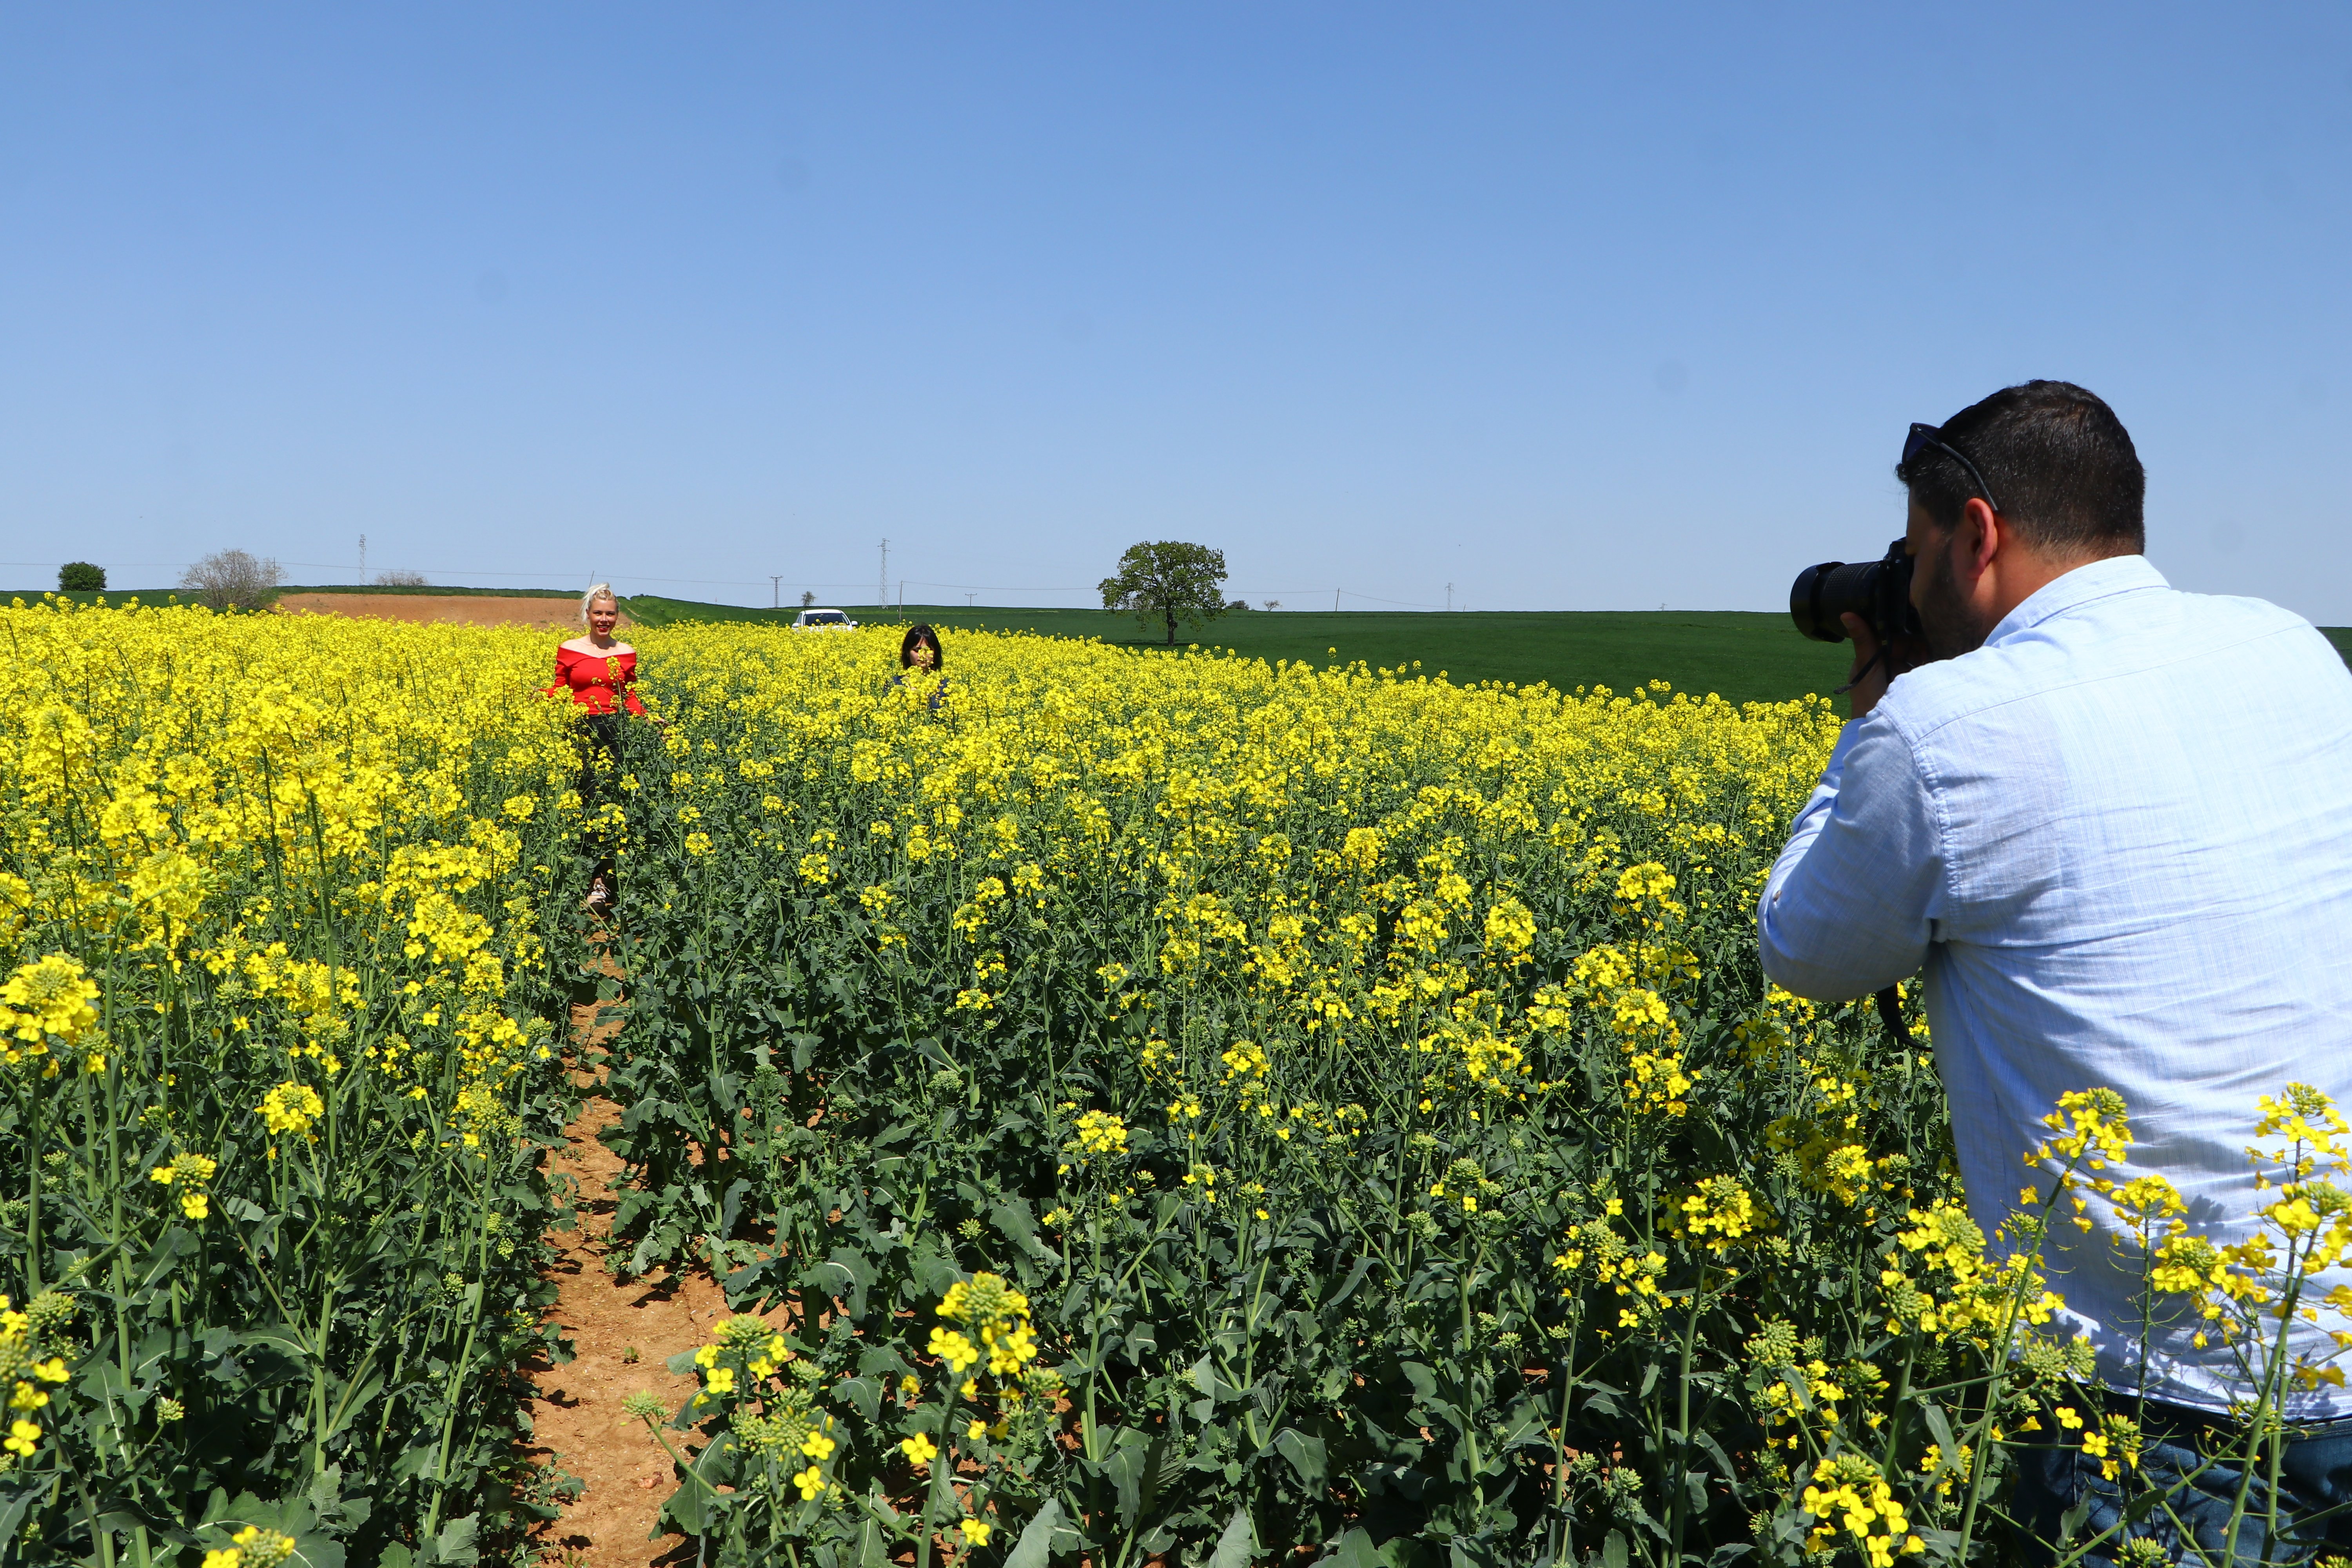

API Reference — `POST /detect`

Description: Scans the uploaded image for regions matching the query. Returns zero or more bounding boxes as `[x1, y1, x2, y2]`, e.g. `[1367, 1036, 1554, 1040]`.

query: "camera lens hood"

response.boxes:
[1790, 561, 1850, 643]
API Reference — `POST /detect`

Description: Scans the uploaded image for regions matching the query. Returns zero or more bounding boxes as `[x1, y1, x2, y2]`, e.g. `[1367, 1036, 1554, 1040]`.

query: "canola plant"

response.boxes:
[0, 600, 587, 1565]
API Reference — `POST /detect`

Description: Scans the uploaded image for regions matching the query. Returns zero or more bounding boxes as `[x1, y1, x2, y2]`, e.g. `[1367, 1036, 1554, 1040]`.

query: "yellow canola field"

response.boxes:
[0, 599, 585, 1564]
[9, 607, 2332, 1568]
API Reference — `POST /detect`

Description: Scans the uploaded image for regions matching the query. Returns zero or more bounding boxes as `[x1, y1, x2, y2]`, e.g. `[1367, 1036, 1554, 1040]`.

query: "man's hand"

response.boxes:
[1839, 613, 1936, 719]
[1840, 614, 1891, 719]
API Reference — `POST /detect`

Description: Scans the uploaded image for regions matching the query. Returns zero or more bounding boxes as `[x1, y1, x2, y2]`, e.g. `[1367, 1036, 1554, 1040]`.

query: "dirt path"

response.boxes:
[524, 1004, 728, 1567]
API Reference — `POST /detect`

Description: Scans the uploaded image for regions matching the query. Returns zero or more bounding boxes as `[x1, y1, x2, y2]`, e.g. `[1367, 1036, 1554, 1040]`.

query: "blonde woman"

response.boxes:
[545, 584, 647, 717]
[541, 584, 650, 909]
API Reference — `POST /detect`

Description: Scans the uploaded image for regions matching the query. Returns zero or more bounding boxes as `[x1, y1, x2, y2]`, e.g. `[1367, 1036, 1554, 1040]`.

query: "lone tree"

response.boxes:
[180, 549, 285, 612]
[1100, 541, 1230, 646]
[58, 562, 105, 592]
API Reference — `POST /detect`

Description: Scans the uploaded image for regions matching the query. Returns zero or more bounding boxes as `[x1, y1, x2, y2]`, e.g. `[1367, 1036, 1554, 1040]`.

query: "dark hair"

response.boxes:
[1895, 380, 2144, 555]
[900, 623, 943, 669]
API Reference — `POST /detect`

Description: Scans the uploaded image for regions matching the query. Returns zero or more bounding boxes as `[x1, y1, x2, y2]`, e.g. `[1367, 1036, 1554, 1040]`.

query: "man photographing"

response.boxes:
[1758, 381, 2352, 1559]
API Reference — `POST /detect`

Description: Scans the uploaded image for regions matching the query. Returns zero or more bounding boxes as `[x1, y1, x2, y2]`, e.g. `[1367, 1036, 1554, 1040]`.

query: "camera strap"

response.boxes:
[1874, 985, 1906, 1044]
[1835, 640, 1895, 697]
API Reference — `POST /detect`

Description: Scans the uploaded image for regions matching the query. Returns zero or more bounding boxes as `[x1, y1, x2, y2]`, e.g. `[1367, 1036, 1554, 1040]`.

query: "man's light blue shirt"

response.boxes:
[1759, 554, 2352, 1415]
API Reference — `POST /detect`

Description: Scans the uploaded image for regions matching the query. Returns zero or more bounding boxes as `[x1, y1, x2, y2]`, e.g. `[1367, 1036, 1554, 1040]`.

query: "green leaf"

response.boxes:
[1602, 1530, 1629, 1568]
[1189, 1354, 1243, 1402]
[1208, 1504, 1254, 1568]
[991, 1194, 1039, 1252]
[134, 1225, 201, 1291]
[1100, 1440, 1149, 1529]
[1323, 1255, 1375, 1312]
[836, 1374, 882, 1425]
[0, 1481, 38, 1558]
[1004, 1497, 1065, 1568]
[1918, 1397, 1964, 1479]
[429, 1511, 479, 1567]
[1273, 1427, 1328, 1488]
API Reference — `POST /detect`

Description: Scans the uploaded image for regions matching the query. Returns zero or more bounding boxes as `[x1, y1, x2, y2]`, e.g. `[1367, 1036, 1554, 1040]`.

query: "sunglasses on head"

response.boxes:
[1902, 422, 2002, 515]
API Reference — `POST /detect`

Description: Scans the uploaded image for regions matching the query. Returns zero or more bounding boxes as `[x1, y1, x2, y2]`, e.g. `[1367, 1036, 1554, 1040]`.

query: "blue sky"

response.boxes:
[4, 5, 2348, 618]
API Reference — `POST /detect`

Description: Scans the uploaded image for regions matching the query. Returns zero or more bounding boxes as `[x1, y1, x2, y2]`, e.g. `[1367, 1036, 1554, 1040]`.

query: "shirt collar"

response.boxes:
[1985, 553, 2168, 646]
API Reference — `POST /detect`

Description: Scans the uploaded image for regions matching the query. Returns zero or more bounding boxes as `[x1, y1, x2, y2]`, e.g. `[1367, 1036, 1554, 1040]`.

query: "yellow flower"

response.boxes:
[928, 1327, 980, 1373]
[229, 1527, 296, 1568]
[256, 1082, 324, 1139]
[4, 1418, 38, 1457]
[901, 1431, 939, 1465]
[1071, 1109, 1129, 1158]
[149, 1152, 220, 1221]
[960, 1519, 993, 1546]
[967, 1418, 987, 1439]
[792, 1464, 826, 1500]
[0, 954, 101, 1045]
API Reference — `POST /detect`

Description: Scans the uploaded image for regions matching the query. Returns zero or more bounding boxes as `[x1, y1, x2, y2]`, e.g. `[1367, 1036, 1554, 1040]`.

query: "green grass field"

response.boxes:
[626, 597, 1856, 706]
[16, 585, 2351, 709]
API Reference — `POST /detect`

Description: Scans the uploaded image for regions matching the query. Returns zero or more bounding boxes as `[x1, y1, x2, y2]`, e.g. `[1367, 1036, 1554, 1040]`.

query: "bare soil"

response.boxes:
[277, 593, 622, 632]
[523, 1003, 739, 1568]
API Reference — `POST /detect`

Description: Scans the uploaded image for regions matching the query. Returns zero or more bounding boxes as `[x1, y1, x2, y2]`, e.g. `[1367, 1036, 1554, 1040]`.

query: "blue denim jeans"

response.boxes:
[2013, 1399, 2352, 1565]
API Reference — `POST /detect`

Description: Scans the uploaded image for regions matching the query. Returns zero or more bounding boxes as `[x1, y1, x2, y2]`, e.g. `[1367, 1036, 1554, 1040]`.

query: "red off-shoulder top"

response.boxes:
[544, 645, 647, 716]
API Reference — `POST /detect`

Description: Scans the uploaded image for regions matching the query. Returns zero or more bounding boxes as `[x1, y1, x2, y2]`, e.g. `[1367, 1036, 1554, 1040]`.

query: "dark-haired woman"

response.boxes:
[887, 623, 949, 711]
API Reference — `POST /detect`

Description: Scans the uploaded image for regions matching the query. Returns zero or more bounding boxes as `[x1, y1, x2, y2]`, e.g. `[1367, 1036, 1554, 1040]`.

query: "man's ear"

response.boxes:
[1958, 497, 2002, 582]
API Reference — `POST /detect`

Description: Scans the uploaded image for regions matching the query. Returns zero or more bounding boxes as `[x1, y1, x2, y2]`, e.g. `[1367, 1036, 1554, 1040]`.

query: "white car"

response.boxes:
[791, 608, 857, 630]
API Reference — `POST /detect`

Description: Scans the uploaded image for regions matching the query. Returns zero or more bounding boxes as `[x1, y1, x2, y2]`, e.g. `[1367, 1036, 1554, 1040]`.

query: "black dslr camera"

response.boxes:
[1789, 538, 1921, 646]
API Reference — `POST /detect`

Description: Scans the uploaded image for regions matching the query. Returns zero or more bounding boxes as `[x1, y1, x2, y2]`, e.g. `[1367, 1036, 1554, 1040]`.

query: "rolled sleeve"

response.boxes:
[1757, 715, 1944, 1000]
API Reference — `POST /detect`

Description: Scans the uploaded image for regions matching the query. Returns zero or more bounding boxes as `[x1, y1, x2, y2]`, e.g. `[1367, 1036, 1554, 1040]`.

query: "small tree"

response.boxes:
[58, 562, 105, 592]
[800, 590, 817, 609]
[1099, 541, 1230, 646]
[373, 569, 430, 586]
[180, 549, 285, 612]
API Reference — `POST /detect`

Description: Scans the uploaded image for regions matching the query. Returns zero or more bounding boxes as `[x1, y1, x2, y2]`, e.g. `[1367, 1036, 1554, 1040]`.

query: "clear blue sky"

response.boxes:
[5, 5, 2348, 618]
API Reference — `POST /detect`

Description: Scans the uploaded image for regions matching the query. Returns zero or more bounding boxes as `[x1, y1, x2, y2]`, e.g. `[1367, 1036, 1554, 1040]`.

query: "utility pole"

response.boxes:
[966, 592, 976, 608]
[358, 534, 367, 582]
[898, 580, 905, 621]
[770, 574, 781, 609]
[1334, 588, 1341, 612]
[1445, 582, 1454, 612]
[879, 539, 889, 612]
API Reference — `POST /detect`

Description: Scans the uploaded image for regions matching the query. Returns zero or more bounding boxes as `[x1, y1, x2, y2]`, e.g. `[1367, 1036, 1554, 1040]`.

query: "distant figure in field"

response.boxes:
[542, 584, 654, 910]
[888, 622, 948, 712]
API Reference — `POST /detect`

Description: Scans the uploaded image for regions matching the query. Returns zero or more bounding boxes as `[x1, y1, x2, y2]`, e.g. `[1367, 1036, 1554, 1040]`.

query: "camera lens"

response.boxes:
[1789, 541, 1918, 645]
[1791, 561, 1867, 643]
